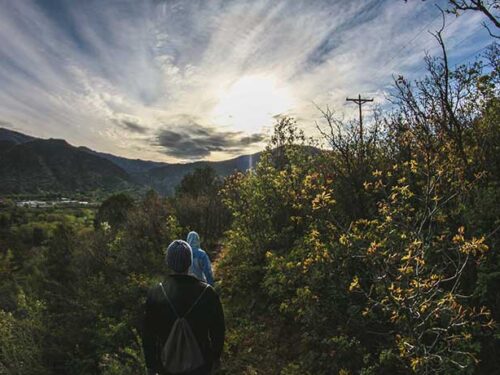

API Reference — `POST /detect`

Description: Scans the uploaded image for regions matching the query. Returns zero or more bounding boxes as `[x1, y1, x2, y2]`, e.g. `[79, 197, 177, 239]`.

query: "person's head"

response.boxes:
[165, 240, 193, 274]
[186, 231, 200, 249]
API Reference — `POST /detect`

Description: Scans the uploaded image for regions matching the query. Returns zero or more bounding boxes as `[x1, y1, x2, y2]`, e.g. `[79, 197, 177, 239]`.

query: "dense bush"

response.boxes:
[216, 44, 499, 374]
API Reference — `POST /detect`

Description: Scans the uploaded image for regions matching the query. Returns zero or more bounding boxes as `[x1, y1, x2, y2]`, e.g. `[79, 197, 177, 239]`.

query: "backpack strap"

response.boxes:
[159, 282, 179, 318]
[183, 284, 209, 318]
[159, 282, 209, 319]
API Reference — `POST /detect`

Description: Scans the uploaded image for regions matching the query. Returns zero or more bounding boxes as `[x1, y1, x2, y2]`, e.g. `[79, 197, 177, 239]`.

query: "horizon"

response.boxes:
[0, 125, 261, 165]
[0, 0, 494, 162]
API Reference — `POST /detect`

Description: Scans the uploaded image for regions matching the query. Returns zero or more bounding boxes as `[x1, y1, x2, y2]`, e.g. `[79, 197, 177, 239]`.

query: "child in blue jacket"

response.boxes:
[187, 231, 214, 286]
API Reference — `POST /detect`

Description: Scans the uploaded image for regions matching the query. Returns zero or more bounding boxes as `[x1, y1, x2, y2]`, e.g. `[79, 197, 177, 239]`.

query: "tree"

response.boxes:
[94, 193, 135, 231]
[172, 166, 231, 254]
[415, 0, 499, 38]
[446, 0, 499, 37]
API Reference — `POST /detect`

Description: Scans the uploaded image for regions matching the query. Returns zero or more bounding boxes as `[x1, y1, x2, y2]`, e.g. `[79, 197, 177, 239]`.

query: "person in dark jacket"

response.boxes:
[142, 240, 225, 375]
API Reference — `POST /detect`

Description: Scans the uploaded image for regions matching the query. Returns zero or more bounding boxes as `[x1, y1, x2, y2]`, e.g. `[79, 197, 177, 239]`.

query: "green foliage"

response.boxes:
[217, 46, 499, 374]
[0, 290, 47, 375]
[172, 166, 231, 255]
[0, 191, 180, 375]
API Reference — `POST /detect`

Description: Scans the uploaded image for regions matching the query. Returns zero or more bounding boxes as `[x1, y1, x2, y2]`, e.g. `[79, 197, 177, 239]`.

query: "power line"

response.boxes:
[385, 13, 460, 68]
[385, 13, 442, 67]
[451, 24, 484, 50]
[456, 45, 490, 65]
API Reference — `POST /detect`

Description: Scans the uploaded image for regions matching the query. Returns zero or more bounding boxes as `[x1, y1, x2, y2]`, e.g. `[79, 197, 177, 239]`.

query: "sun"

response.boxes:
[211, 74, 295, 134]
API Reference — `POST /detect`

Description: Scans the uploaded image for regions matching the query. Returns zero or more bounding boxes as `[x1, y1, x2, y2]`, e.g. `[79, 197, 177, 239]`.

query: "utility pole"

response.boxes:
[346, 94, 373, 143]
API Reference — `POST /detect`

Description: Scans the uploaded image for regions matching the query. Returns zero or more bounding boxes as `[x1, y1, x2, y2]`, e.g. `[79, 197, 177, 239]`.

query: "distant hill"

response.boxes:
[0, 127, 260, 195]
[0, 138, 134, 194]
[141, 153, 260, 195]
[0, 127, 35, 144]
[79, 147, 168, 174]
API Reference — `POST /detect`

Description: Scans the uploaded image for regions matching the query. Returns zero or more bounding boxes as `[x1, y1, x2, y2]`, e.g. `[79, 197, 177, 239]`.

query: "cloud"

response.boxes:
[0, 0, 492, 161]
[156, 117, 265, 159]
[113, 118, 149, 134]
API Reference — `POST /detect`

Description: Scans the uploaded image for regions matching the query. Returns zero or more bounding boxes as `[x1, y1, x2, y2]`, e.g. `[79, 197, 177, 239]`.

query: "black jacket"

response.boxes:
[142, 274, 225, 374]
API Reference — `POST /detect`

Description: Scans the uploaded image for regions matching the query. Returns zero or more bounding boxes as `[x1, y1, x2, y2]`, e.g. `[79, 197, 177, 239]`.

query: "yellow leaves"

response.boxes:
[395, 334, 406, 355]
[452, 227, 489, 256]
[374, 179, 385, 189]
[409, 279, 421, 288]
[419, 302, 429, 314]
[398, 265, 414, 275]
[402, 159, 419, 173]
[390, 311, 399, 322]
[453, 226, 465, 243]
[309, 228, 320, 239]
[430, 274, 440, 283]
[339, 234, 350, 246]
[460, 236, 489, 256]
[366, 243, 377, 255]
[410, 357, 423, 371]
[388, 283, 404, 301]
[389, 191, 398, 202]
[399, 185, 414, 198]
[409, 159, 418, 173]
[312, 191, 335, 210]
[302, 257, 314, 271]
[410, 239, 422, 248]
[401, 250, 413, 262]
[348, 276, 360, 292]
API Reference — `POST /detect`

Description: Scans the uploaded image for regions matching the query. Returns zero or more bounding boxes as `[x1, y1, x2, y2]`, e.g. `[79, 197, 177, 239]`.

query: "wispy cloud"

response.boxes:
[0, 0, 492, 161]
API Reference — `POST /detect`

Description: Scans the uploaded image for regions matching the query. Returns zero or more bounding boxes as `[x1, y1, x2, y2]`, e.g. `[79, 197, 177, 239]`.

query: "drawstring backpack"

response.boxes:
[159, 282, 208, 374]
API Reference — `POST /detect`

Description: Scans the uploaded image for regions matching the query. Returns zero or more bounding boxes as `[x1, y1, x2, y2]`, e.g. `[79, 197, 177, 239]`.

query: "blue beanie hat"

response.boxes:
[166, 240, 192, 273]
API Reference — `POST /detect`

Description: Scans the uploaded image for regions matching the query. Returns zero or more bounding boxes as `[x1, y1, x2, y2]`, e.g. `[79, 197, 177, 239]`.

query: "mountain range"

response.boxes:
[0, 127, 260, 196]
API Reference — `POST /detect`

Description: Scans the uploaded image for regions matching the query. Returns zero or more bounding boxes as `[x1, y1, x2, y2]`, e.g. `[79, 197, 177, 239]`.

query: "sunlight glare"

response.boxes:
[212, 75, 295, 134]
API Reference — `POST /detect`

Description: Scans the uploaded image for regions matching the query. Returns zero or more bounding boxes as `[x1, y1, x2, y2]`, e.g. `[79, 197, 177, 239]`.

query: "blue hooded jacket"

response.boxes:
[186, 231, 214, 286]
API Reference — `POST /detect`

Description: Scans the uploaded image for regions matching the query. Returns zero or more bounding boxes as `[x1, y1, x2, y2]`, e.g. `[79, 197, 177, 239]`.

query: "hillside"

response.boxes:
[0, 138, 134, 194]
[140, 153, 260, 195]
[78, 147, 169, 174]
[0, 127, 35, 144]
[0, 127, 260, 195]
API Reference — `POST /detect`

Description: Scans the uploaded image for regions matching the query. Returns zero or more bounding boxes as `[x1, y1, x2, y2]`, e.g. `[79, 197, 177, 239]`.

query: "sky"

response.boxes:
[0, 0, 494, 162]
